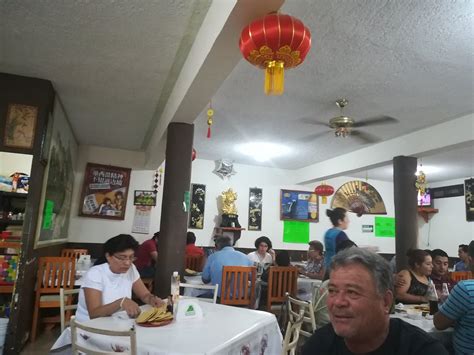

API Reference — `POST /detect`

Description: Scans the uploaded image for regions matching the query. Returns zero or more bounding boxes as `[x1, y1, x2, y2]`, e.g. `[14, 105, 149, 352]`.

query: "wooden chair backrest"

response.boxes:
[60, 288, 80, 332]
[286, 293, 316, 338]
[36, 257, 76, 294]
[450, 271, 472, 282]
[266, 266, 298, 311]
[71, 316, 137, 355]
[61, 248, 88, 259]
[282, 308, 304, 355]
[221, 266, 256, 307]
[185, 255, 204, 272]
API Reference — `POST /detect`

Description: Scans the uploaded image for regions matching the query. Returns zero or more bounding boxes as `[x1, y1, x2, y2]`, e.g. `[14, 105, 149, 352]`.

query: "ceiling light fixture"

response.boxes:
[235, 142, 291, 162]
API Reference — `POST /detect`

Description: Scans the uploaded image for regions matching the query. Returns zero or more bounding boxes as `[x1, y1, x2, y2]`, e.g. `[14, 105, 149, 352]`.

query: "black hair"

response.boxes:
[308, 240, 324, 254]
[469, 241, 474, 258]
[186, 231, 196, 245]
[336, 239, 357, 254]
[215, 235, 231, 250]
[459, 244, 469, 253]
[326, 208, 347, 227]
[275, 251, 290, 266]
[153, 231, 160, 240]
[254, 236, 272, 250]
[94, 234, 139, 265]
[430, 249, 448, 259]
[406, 249, 430, 269]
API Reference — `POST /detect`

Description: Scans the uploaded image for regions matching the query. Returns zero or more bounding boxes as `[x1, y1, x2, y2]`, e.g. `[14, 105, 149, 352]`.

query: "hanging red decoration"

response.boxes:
[314, 183, 334, 204]
[239, 13, 312, 95]
[191, 148, 197, 161]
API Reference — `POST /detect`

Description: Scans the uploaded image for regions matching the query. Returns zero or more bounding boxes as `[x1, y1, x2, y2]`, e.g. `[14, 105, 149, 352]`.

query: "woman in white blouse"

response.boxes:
[247, 236, 275, 273]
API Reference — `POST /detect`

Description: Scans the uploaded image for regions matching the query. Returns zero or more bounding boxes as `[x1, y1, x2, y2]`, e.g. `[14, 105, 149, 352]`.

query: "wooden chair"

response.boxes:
[450, 271, 472, 282]
[185, 255, 204, 272]
[281, 308, 304, 355]
[287, 293, 316, 338]
[221, 266, 257, 308]
[31, 257, 76, 341]
[71, 316, 137, 355]
[179, 282, 219, 303]
[266, 266, 298, 311]
[60, 288, 80, 332]
[61, 248, 88, 260]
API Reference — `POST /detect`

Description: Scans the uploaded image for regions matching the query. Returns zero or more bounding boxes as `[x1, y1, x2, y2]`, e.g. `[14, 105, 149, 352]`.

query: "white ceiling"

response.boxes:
[1, 0, 473, 179]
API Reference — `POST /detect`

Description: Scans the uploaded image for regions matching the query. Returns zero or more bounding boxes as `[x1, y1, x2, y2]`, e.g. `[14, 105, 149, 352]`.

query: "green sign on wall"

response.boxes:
[375, 217, 395, 237]
[283, 221, 310, 244]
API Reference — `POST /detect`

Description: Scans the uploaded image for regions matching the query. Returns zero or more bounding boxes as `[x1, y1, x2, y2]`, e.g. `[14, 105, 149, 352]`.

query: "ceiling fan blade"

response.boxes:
[300, 130, 332, 142]
[350, 130, 380, 143]
[353, 116, 398, 128]
[298, 117, 331, 127]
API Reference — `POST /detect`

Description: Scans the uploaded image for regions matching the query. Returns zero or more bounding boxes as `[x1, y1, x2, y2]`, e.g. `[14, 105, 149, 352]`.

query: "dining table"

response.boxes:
[51, 300, 283, 354]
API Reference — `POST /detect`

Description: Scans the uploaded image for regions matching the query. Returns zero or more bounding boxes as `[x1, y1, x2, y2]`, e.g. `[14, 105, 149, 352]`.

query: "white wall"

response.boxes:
[418, 178, 474, 257]
[0, 152, 33, 177]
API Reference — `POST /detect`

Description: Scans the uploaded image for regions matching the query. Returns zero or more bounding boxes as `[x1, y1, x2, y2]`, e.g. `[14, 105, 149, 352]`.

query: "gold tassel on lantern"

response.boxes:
[264, 60, 285, 95]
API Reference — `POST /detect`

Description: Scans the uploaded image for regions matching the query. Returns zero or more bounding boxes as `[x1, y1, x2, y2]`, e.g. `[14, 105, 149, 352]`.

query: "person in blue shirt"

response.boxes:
[323, 208, 352, 270]
[202, 235, 252, 296]
[434, 240, 474, 355]
[454, 244, 470, 271]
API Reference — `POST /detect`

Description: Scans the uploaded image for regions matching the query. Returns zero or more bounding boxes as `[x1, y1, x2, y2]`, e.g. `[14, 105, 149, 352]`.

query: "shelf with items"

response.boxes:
[417, 207, 439, 223]
[0, 241, 21, 295]
[0, 191, 27, 233]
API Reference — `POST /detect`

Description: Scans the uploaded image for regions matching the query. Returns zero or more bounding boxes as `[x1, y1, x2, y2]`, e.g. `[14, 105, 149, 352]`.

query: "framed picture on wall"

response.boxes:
[133, 190, 156, 206]
[248, 187, 262, 231]
[189, 184, 206, 229]
[465, 178, 474, 222]
[79, 163, 131, 220]
[3, 103, 38, 150]
[280, 189, 319, 222]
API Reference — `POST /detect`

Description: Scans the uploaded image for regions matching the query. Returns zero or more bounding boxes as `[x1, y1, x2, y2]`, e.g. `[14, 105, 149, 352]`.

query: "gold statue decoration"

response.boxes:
[221, 188, 238, 215]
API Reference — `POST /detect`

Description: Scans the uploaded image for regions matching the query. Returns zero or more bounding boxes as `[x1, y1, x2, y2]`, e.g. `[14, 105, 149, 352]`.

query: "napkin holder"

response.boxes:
[175, 299, 203, 322]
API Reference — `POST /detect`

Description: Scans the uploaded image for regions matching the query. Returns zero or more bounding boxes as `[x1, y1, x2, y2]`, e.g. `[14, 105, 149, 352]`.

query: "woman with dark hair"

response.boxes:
[247, 236, 275, 269]
[76, 234, 164, 322]
[323, 208, 352, 270]
[395, 249, 433, 303]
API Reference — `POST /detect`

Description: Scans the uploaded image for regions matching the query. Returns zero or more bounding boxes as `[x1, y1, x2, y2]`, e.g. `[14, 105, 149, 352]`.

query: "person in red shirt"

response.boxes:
[185, 232, 204, 256]
[134, 231, 159, 278]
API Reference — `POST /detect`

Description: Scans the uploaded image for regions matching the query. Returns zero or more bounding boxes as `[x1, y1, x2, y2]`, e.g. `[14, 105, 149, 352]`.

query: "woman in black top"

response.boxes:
[395, 249, 433, 303]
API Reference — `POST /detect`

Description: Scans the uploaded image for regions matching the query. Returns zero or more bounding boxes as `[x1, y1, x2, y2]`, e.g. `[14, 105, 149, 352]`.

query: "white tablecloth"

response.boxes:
[297, 277, 322, 301]
[52, 301, 282, 355]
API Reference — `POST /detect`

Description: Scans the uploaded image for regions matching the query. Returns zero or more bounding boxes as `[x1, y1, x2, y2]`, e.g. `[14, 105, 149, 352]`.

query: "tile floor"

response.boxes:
[19, 326, 68, 355]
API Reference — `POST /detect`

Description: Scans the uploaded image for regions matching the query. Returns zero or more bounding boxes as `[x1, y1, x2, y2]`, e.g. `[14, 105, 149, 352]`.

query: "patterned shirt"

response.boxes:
[438, 280, 474, 354]
[306, 259, 324, 274]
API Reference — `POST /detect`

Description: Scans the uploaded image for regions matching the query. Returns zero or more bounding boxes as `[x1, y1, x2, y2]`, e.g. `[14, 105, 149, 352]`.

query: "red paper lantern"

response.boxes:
[314, 184, 334, 204]
[191, 148, 197, 161]
[239, 13, 312, 95]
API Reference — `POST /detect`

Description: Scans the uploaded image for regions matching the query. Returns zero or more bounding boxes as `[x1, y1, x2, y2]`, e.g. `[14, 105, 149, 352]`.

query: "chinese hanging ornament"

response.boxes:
[207, 105, 214, 139]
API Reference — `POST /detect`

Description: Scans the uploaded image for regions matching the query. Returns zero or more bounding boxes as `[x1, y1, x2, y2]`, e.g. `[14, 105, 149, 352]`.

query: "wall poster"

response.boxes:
[3, 103, 38, 151]
[465, 178, 474, 222]
[79, 163, 131, 220]
[280, 189, 319, 223]
[248, 188, 262, 231]
[189, 184, 206, 229]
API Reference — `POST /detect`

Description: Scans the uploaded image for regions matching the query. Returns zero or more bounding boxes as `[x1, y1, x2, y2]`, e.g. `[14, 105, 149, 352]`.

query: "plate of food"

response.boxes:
[135, 305, 173, 327]
[413, 305, 430, 313]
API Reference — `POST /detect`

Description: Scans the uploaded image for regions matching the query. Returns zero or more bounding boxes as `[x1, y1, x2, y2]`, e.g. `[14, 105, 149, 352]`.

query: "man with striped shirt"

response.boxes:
[434, 240, 474, 354]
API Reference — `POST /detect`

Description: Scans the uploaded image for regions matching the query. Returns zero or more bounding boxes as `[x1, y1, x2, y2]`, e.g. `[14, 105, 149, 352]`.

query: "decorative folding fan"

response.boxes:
[330, 181, 387, 216]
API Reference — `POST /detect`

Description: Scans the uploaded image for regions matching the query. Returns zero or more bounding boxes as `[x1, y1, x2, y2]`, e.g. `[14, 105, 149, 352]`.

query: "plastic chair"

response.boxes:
[61, 248, 88, 260]
[266, 266, 298, 311]
[60, 288, 79, 332]
[312, 282, 329, 329]
[450, 271, 472, 281]
[71, 316, 137, 355]
[31, 257, 76, 341]
[185, 255, 204, 272]
[179, 282, 219, 303]
[281, 308, 304, 355]
[221, 266, 257, 308]
[286, 293, 316, 338]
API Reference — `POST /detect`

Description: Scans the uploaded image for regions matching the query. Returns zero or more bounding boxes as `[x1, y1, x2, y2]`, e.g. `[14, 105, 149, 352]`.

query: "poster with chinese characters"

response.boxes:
[79, 163, 131, 220]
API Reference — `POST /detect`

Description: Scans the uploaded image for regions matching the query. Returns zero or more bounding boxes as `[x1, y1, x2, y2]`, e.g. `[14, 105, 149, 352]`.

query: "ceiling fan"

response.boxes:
[301, 99, 399, 143]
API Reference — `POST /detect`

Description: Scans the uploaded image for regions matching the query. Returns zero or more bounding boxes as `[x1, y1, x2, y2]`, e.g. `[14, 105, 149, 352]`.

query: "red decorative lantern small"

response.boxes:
[191, 148, 197, 161]
[239, 13, 312, 95]
[314, 183, 334, 204]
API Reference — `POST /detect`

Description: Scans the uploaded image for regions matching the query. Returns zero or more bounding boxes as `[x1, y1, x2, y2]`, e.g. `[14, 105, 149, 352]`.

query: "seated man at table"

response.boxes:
[185, 231, 204, 257]
[430, 249, 457, 292]
[202, 235, 252, 296]
[434, 240, 474, 355]
[134, 231, 159, 278]
[298, 240, 325, 280]
[454, 244, 470, 271]
[302, 248, 448, 355]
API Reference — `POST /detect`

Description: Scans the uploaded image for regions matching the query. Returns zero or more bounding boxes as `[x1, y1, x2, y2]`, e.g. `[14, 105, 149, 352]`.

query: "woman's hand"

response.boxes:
[145, 294, 165, 307]
[121, 298, 141, 318]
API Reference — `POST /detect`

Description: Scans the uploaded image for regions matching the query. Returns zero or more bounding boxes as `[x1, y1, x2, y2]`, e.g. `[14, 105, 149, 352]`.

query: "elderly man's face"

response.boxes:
[432, 256, 449, 276]
[327, 264, 392, 342]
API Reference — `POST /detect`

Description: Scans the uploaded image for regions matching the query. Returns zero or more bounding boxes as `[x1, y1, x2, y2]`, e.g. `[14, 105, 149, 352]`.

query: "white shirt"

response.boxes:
[75, 263, 140, 322]
[247, 251, 273, 266]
